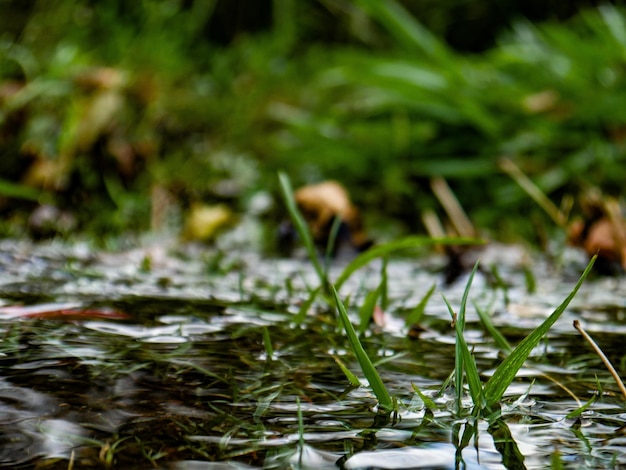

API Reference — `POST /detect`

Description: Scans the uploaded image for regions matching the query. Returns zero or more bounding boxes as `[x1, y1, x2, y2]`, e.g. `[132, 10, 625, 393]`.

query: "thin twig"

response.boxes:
[421, 208, 446, 254]
[430, 177, 476, 238]
[573, 320, 626, 400]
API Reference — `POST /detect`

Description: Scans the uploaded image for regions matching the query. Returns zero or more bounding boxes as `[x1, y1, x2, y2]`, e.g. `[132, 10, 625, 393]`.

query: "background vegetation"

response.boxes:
[1, 0, 625, 247]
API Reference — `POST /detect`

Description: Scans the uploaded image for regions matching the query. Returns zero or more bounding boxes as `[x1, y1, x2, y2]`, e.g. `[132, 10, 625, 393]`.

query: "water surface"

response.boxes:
[0, 239, 624, 469]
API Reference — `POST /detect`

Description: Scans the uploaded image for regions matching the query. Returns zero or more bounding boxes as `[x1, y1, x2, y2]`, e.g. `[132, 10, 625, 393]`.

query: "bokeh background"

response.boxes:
[1, 0, 625, 247]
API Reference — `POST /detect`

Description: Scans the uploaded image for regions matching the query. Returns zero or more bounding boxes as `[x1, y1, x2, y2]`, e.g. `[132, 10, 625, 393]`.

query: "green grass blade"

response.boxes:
[332, 285, 393, 411]
[293, 285, 321, 325]
[442, 294, 464, 413]
[458, 262, 479, 330]
[406, 282, 436, 326]
[262, 327, 274, 360]
[324, 216, 343, 276]
[334, 236, 480, 290]
[523, 265, 537, 294]
[278, 172, 326, 285]
[483, 255, 596, 406]
[296, 396, 305, 462]
[444, 262, 483, 410]
[358, 283, 382, 335]
[380, 256, 389, 311]
[411, 383, 439, 412]
[565, 392, 598, 419]
[474, 301, 512, 352]
[453, 318, 484, 410]
[333, 355, 361, 387]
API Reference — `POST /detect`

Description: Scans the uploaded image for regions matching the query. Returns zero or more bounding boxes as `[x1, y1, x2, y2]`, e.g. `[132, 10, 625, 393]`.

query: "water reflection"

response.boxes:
[0, 241, 624, 467]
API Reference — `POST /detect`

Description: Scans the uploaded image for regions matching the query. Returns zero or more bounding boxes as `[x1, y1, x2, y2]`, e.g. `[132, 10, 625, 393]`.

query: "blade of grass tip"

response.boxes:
[523, 264, 537, 294]
[411, 383, 438, 412]
[262, 327, 274, 360]
[278, 172, 326, 286]
[334, 236, 481, 290]
[358, 283, 382, 335]
[443, 295, 484, 410]
[574, 319, 626, 400]
[324, 216, 343, 275]
[474, 302, 583, 406]
[293, 285, 321, 326]
[443, 262, 483, 410]
[380, 255, 389, 311]
[483, 255, 596, 407]
[473, 301, 512, 353]
[565, 391, 598, 419]
[458, 262, 479, 331]
[333, 355, 362, 387]
[406, 282, 436, 326]
[332, 285, 393, 412]
[442, 294, 463, 413]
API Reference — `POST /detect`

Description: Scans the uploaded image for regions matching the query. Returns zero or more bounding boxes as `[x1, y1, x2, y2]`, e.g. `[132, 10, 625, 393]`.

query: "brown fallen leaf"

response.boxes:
[293, 180, 372, 252]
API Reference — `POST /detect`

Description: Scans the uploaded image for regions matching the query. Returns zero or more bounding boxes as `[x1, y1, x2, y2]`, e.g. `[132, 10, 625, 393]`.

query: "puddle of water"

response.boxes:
[0, 239, 624, 468]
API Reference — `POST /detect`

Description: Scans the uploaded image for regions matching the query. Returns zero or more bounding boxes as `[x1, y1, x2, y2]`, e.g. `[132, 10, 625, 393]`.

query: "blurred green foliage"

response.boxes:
[1, 0, 625, 245]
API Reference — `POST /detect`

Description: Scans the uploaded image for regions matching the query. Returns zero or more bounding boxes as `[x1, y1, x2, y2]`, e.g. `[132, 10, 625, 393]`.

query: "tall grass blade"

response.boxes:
[332, 285, 393, 412]
[474, 301, 512, 352]
[334, 236, 480, 290]
[483, 256, 596, 407]
[278, 172, 326, 285]
[454, 316, 484, 410]
[443, 263, 483, 410]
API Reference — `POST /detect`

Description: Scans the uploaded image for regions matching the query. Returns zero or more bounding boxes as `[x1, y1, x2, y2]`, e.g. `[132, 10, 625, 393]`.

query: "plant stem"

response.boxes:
[573, 320, 626, 400]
